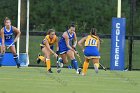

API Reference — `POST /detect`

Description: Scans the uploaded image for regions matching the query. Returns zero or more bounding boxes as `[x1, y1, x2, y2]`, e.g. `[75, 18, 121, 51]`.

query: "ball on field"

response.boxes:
[57, 69, 61, 73]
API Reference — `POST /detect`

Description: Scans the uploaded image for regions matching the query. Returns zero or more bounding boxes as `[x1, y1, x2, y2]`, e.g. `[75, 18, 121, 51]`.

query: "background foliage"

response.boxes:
[0, 0, 140, 34]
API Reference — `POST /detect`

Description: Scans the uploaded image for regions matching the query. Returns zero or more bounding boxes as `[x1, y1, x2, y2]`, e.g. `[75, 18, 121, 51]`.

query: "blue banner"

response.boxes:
[110, 18, 126, 70]
[1, 53, 28, 66]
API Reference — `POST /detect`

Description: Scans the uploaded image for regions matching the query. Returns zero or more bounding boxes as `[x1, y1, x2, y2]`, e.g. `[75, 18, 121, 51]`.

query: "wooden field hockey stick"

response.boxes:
[73, 48, 83, 66]
[76, 52, 83, 65]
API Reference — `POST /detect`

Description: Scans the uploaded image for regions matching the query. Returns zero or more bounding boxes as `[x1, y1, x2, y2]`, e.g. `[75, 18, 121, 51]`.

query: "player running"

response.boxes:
[57, 23, 81, 74]
[0, 17, 21, 68]
[37, 29, 58, 73]
[78, 28, 100, 76]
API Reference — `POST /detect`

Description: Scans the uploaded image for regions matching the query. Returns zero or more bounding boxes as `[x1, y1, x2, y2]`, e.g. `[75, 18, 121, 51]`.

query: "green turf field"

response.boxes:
[0, 67, 139, 93]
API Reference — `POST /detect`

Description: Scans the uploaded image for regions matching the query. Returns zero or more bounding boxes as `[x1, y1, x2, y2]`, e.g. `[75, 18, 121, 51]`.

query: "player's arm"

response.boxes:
[55, 36, 59, 51]
[78, 36, 87, 52]
[72, 32, 77, 48]
[12, 26, 21, 42]
[0, 28, 5, 53]
[44, 38, 58, 58]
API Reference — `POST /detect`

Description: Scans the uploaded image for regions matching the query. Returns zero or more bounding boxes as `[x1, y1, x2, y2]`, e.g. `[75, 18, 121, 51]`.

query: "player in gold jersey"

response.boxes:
[37, 29, 58, 73]
[78, 28, 100, 76]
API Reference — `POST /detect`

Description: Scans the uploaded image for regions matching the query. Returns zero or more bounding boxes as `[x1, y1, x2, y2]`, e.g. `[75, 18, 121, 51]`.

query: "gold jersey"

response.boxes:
[85, 35, 99, 46]
[40, 35, 57, 46]
[45, 35, 57, 46]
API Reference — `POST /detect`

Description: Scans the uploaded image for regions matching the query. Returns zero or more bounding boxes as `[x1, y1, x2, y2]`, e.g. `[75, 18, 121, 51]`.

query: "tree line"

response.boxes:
[0, 0, 140, 35]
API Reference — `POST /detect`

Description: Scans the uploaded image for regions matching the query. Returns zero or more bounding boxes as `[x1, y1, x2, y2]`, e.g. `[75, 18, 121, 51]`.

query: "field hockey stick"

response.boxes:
[99, 63, 107, 71]
[74, 48, 83, 66]
[56, 56, 61, 73]
[76, 52, 83, 65]
[56, 56, 59, 69]
[7, 42, 14, 49]
[0, 42, 14, 54]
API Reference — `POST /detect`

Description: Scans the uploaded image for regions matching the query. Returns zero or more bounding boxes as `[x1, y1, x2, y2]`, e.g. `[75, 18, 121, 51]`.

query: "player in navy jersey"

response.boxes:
[0, 17, 21, 68]
[57, 23, 81, 74]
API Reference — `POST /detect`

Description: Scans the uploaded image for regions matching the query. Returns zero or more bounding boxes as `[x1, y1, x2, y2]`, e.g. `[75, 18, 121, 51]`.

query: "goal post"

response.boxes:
[117, 0, 121, 18]
[110, 0, 126, 70]
[17, 0, 21, 57]
[0, 0, 29, 66]
[17, 0, 29, 66]
[26, 0, 30, 65]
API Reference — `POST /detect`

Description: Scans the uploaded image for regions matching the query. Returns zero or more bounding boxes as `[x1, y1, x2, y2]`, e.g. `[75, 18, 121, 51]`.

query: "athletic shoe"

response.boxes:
[37, 53, 41, 64]
[48, 68, 53, 73]
[17, 63, 20, 68]
[76, 68, 82, 74]
[94, 65, 98, 73]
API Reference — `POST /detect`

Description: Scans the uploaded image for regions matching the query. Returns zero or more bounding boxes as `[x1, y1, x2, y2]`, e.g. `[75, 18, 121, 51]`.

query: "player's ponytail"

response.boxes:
[47, 29, 55, 35]
[70, 22, 75, 27]
[4, 17, 11, 23]
[90, 28, 97, 36]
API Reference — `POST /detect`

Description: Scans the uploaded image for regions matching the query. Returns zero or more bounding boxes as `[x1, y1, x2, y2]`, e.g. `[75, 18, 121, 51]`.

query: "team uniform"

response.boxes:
[37, 34, 58, 72]
[58, 31, 81, 74]
[84, 35, 100, 59]
[0, 26, 14, 46]
[0, 26, 20, 68]
[40, 35, 57, 50]
[58, 30, 74, 54]
[82, 35, 100, 75]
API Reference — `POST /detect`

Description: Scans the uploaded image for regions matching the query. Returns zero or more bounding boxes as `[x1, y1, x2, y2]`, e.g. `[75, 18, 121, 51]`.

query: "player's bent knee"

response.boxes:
[63, 60, 68, 64]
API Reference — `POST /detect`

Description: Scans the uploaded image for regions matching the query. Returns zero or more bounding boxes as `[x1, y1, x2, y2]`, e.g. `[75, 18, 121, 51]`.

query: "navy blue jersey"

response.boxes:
[59, 31, 74, 45]
[58, 31, 74, 54]
[4, 26, 14, 42]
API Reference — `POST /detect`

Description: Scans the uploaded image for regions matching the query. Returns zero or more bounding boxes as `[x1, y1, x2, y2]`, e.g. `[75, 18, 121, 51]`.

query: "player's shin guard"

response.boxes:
[46, 59, 53, 73]
[0, 54, 4, 66]
[82, 61, 89, 75]
[45, 58, 51, 71]
[13, 55, 20, 68]
[94, 63, 99, 73]
[38, 56, 45, 61]
[71, 59, 79, 70]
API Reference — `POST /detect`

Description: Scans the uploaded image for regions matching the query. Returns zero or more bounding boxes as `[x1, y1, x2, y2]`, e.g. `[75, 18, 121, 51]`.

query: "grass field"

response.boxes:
[0, 67, 140, 93]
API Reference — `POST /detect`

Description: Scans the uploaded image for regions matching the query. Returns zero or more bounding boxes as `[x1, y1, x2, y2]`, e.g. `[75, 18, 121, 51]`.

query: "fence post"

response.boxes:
[129, 0, 135, 71]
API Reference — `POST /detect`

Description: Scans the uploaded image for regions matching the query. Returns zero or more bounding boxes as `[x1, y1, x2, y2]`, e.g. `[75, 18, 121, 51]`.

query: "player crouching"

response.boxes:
[36, 29, 58, 73]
